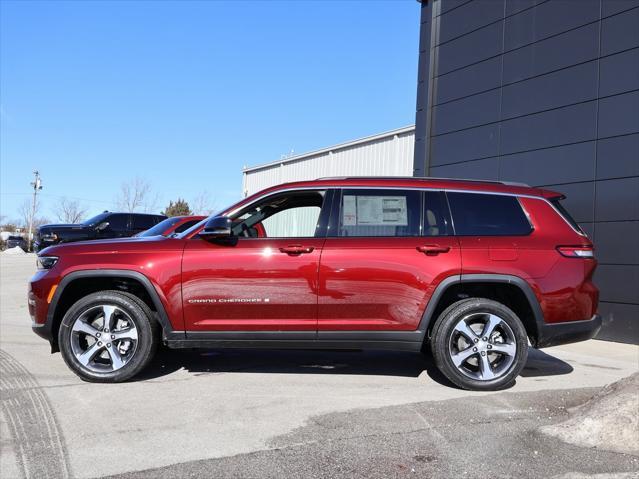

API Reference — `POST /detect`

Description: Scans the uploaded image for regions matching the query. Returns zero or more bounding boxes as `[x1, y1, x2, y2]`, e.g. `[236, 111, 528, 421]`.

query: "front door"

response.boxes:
[181, 189, 331, 332]
[318, 189, 461, 331]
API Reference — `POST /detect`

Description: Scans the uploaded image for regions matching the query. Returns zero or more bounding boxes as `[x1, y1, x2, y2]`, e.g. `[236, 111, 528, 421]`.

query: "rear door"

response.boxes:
[317, 188, 461, 332]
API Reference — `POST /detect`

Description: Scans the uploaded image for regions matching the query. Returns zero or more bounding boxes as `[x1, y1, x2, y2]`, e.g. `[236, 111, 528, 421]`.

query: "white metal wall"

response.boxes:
[242, 126, 415, 197]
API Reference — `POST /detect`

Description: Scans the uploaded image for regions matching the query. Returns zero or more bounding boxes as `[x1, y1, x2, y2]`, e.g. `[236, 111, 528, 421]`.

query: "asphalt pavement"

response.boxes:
[1, 254, 637, 479]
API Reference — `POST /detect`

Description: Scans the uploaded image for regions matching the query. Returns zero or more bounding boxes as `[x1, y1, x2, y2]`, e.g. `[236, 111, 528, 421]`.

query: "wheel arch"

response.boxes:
[48, 270, 179, 351]
[418, 274, 545, 347]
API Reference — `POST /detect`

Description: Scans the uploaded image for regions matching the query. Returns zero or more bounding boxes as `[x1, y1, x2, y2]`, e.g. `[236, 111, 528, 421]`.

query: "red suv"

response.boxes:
[28, 178, 600, 390]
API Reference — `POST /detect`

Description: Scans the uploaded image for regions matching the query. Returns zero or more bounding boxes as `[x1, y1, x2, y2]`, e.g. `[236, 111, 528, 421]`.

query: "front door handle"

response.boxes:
[279, 245, 315, 255]
[417, 245, 451, 256]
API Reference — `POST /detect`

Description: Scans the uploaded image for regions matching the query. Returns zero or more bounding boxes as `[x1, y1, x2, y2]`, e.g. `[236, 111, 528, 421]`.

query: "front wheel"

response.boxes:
[430, 298, 528, 391]
[58, 291, 159, 382]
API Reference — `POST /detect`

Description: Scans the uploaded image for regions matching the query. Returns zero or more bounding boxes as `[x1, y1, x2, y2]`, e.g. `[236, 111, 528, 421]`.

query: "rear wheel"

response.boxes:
[430, 298, 528, 391]
[58, 291, 159, 382]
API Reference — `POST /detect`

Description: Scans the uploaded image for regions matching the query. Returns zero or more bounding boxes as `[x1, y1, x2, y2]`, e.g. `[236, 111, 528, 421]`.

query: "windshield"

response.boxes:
[138, 217, 182, 237]
[82, 213, 110, 226]
[175, 217, 209, 238]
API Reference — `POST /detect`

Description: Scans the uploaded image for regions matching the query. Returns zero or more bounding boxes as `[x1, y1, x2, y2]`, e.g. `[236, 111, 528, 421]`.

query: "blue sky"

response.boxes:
[1, 0, 419, 222]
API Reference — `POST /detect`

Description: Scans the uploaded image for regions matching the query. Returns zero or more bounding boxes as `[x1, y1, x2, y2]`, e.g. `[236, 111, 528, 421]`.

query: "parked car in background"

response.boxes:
[28, 178, 600, 390]
[135, 215, 206, 237]
[6, 235, 28, 251]
[35, 212, 166, 252]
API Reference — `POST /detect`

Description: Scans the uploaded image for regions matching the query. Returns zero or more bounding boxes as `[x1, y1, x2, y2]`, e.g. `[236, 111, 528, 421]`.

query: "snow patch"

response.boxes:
[541, 372, 639, 456]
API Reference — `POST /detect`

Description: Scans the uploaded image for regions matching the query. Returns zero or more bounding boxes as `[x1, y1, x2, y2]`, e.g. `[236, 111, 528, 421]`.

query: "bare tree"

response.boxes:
[18, 198, 37, 231]
[17, 198, 49, 241]
[53, 197, 87, 223]
[191, 191, 216, 216]
[32, 216, 50, 229]
[116, 177, 159, 213]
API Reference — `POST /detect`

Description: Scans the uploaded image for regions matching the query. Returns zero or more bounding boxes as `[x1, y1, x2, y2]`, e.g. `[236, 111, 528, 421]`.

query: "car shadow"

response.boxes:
[520, 348, 574, 377]
[137, 345, 573, 386]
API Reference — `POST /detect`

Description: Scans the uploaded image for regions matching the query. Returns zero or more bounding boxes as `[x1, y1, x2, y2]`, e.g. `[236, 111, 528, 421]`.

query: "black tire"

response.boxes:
[430, 298, 528, 391]
[58, 290, 159, 383]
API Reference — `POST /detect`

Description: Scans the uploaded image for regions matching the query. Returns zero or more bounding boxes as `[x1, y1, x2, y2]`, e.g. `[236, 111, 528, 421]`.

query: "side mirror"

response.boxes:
[199, 216, 233, 242]
[95, 221, 109, 231]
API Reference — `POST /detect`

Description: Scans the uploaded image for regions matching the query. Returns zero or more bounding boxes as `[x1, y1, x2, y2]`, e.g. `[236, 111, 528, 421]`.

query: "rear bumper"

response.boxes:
[535, 314, 602, 348]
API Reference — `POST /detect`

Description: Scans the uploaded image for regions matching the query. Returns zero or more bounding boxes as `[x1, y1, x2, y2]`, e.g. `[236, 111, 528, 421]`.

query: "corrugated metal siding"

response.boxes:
[243, 126, 415, 196]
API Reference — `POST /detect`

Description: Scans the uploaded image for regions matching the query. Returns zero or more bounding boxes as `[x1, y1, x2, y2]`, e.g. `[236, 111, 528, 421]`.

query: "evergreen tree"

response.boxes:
[162, 198, 192, 217]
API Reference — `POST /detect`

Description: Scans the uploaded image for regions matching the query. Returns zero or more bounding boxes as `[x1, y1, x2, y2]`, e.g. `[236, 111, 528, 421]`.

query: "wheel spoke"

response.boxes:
[111, 328, 138, 342]
[77, 342, 102, 366]
[482, 314, 503, 338]
[454, 320, 478, 342]
[72, 320, 100, 338]
[101, 305, 117, 331]
[451, 347, 477, 367]
[106, 347, 125, 370]
[479, 354, 496, 380]
[491, 342, 516, 357]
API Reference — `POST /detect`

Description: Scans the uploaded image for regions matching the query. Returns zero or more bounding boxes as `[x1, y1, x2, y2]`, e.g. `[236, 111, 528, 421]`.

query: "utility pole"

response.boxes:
[28, 170, 42, 252]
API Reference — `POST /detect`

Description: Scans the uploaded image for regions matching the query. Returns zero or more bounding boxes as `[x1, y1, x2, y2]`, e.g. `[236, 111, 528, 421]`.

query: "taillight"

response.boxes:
[557, 246, 595, 258]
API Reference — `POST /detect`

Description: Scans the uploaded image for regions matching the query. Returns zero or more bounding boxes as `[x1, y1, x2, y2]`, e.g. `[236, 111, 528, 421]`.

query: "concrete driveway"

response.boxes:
[1, 254, 637, 478]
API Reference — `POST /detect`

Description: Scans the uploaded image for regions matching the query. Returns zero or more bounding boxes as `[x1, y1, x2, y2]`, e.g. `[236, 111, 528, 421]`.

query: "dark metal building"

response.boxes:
[413, 0, 639, 343]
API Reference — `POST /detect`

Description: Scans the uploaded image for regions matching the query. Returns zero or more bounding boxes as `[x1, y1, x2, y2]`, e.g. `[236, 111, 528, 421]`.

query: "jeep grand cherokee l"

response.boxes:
[35, 211, 167, 251]
[28, 177, 601, 390]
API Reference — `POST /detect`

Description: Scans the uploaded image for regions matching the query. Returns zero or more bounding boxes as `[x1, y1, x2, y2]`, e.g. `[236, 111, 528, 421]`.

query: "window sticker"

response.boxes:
[343, 195, 357, 225]
[343, 195, 408, 226]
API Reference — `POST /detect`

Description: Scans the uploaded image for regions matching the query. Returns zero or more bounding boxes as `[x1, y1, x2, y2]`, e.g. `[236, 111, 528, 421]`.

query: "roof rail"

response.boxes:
[314, 176, 530, 187]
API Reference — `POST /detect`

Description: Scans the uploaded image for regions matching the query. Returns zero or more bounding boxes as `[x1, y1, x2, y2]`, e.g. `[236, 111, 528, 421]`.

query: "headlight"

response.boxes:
[36, 256, 58, 270]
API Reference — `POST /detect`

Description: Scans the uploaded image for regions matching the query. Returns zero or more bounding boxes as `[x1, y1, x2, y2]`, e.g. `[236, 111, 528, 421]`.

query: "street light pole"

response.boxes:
[28, 170, 42, 252]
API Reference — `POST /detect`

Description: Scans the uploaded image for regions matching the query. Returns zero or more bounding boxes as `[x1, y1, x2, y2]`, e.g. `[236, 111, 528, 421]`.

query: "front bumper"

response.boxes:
[535, 314, 602, 348]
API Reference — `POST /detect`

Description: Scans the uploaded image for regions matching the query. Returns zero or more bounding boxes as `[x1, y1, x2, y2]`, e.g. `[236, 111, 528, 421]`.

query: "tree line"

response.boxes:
[0, 177, 215, 233]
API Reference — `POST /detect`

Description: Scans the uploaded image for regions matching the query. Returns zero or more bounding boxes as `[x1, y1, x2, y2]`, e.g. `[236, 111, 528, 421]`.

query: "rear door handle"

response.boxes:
[279, 245, 315, 255]
[417, 245, 451, 255]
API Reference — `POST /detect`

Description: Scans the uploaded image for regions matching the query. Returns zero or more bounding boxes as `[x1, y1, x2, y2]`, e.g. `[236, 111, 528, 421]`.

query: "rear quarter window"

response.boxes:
[447, 192, 532, 236]
[550, 197, 585, 235]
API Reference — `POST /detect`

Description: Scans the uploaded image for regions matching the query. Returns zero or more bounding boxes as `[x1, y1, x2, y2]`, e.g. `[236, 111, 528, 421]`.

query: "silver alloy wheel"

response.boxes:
[448, 312, 517, 381]
[70, 304, 139, 373]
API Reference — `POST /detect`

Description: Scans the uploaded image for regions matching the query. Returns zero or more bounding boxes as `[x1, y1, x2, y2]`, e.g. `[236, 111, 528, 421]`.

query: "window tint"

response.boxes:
[424, 191, 452, 236]
[447, 192, 532, 236]
[107, 214, 129, 231]
[550, 197, 585, 235]
[337, 189, 421, 237]
[139, 217, 181, 237]
[131, 215, 157, 230]
[83, 213, 109, 226]
[174, 219, 201, 233]
[232, 191, 325, 238]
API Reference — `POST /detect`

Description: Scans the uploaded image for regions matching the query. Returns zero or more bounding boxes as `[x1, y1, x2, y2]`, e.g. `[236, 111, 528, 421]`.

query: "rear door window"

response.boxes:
[107, 214, 130, 232]
[131, 215, 157, 231]
[446, 192, 532, 236]
[335, 189, 421, 237]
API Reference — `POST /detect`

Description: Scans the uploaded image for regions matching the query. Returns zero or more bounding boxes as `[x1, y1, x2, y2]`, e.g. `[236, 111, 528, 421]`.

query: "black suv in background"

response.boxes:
[6, 235, 28, 251]
[35, 211, 166, 251]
